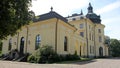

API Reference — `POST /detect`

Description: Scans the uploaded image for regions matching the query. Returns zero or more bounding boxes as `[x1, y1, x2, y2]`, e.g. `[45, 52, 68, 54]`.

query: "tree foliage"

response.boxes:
[27, 45, 80, 63]
[110, 39, 120, 57]
[27, 45, 60, 63]
[105, 36, 110, 45]
[0, 0, 32, 39]
[0, 40, 2, 54]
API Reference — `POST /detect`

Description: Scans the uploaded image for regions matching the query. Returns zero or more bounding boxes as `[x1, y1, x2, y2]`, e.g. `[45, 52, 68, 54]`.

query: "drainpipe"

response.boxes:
[55, 18, 59, 53]
[25, 25, 29, 53]
[94, 24, 96, 57]
[85, 18, 89, 58]
[17, 32, 19, 50]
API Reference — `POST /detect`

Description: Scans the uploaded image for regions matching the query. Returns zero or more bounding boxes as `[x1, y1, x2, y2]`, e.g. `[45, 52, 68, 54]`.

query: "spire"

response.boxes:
[87, 2, 93, 13]
[80, 9, 83, 15]
[89, 2, 92, 7]
[50, 6, 53, 12]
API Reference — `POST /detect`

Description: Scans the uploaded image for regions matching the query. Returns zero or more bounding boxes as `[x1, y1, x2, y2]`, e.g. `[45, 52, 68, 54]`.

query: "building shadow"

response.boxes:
[103, 57, 120, 60]
[71, 59, 97, 65]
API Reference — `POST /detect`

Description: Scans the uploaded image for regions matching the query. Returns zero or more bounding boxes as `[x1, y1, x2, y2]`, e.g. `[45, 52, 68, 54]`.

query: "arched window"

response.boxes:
[80, 46, 82, 56]
[99, 47, 103, 56]
[20, 37, 25, 55]
[8, 38, 12, 50]
[35, 35, 41, 50]
[64, 36, 67, 51]
[99, 36, 102, 42]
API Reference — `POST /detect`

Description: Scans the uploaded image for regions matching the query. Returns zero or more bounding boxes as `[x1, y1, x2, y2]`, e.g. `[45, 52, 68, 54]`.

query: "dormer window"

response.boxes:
[80, 32, 84, 37]
[80, 24, 84, 28]
[98, 29, 101, 33]
[72, 18, 76, 21]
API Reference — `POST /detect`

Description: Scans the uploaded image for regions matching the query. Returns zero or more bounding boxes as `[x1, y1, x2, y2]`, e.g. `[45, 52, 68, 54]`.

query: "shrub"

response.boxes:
[72, 51, 80, 60]
[59, 55, 65, 61]
[0, 40, 2, 51]
[57, 51, 80, 62]
[27, 55, 36, 63]
[19, 53, 30, 62]
[27, 45, 80, 63]
[65, 51, 80, 61]
[38, 45, 60, 63]
[65, 54, 80, 61]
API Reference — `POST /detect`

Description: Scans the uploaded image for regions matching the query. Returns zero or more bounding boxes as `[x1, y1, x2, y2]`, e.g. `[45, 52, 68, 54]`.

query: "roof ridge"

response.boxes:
[33, 11, 68, 23]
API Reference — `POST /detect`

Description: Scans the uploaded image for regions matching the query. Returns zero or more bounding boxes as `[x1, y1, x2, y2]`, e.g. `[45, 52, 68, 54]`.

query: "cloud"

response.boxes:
[96, 1, 120, 40]
[95, 1, 120, 14]
[102, 17, 120, 25]
[103, 17, 120, 40]
[30, 0, 89, 16]
[30, 0, 120, 40]
[105, 25, 120, 40]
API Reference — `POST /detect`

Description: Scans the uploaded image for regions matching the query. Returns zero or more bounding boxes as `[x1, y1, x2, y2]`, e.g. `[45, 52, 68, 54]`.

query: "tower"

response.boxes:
[86, 3, 101, 23]
[88, 3, 93, 13]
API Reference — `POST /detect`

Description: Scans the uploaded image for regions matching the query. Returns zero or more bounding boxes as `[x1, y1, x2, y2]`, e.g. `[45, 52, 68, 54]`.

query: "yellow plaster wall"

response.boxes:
[2, 17, 109, 57]
[2, 18, 57, 54]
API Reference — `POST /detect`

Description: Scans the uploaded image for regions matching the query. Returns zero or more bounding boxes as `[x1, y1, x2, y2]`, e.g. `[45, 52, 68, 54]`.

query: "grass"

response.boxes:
[56, 58, 93, 64]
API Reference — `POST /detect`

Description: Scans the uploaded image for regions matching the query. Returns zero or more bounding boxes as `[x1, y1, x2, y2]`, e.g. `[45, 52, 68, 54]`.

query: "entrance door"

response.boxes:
[20, 37, 25, 55]
[75, 41, 79, 55]
[99, 47, 103, 56]
[80, 46, 81, 56]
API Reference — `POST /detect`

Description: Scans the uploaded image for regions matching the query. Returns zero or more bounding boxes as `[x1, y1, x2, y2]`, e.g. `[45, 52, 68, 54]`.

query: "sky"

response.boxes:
[30, 0, 120, 40]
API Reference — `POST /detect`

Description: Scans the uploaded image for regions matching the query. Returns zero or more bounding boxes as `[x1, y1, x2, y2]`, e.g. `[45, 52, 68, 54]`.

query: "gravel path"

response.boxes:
[0, 58, 120, 68]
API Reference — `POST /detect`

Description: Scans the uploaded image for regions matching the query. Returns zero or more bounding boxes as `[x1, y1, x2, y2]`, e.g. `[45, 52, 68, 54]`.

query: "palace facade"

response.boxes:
[2, 3, 109, 57]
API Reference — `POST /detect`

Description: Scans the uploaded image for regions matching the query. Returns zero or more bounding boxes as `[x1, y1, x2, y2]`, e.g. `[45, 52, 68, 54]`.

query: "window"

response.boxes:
[80, 32, 84, 37]
[14, 42, 16, 45]
[90, 46, 94, 54]
[92, 46, 94, 53]
[92, 34, 94, 41]
[72, 18, 76, 21]
[98, 29, 101, 33]
[90, 45, 91, 54]
[64, 36, 68, 51]
[99, 47, 103, 56]
[28, 40, 30, 45]
[80, 46, 82, 56]
[8, 38, 12, 50]
[89, 25, 90, 29]
[80, 24, 84, 28]
[20, 37, 25, 54]
[80, 16, 84, 19]
[89, 33, 91, 40]
[99, 36, 102, 42]
[35, 35, 41, 50]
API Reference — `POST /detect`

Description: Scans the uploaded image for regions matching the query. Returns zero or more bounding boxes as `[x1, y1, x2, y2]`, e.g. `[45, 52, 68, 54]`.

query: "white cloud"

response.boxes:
[103, 17, 120, 40]
[30, 0, 89, 16]
[105, 25, 120, 40]
[102, 17, 120, 25]
[96, 1, 120, 40]
[95, 1, 120, 14]
[30, 0, 120, 40]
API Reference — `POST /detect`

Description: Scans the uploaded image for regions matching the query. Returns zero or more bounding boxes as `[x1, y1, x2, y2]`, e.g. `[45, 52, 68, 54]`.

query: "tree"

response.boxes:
[0, 0, 32, 39]
[105, 36, 110, 45]
[110, 39, 120, 57]
[27, 45, 60, 63]
[0, 40, 2, 54]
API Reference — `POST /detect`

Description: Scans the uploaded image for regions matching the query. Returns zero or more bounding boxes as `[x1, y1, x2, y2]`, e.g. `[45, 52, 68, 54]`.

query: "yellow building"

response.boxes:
[2, 3, 109, 58]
